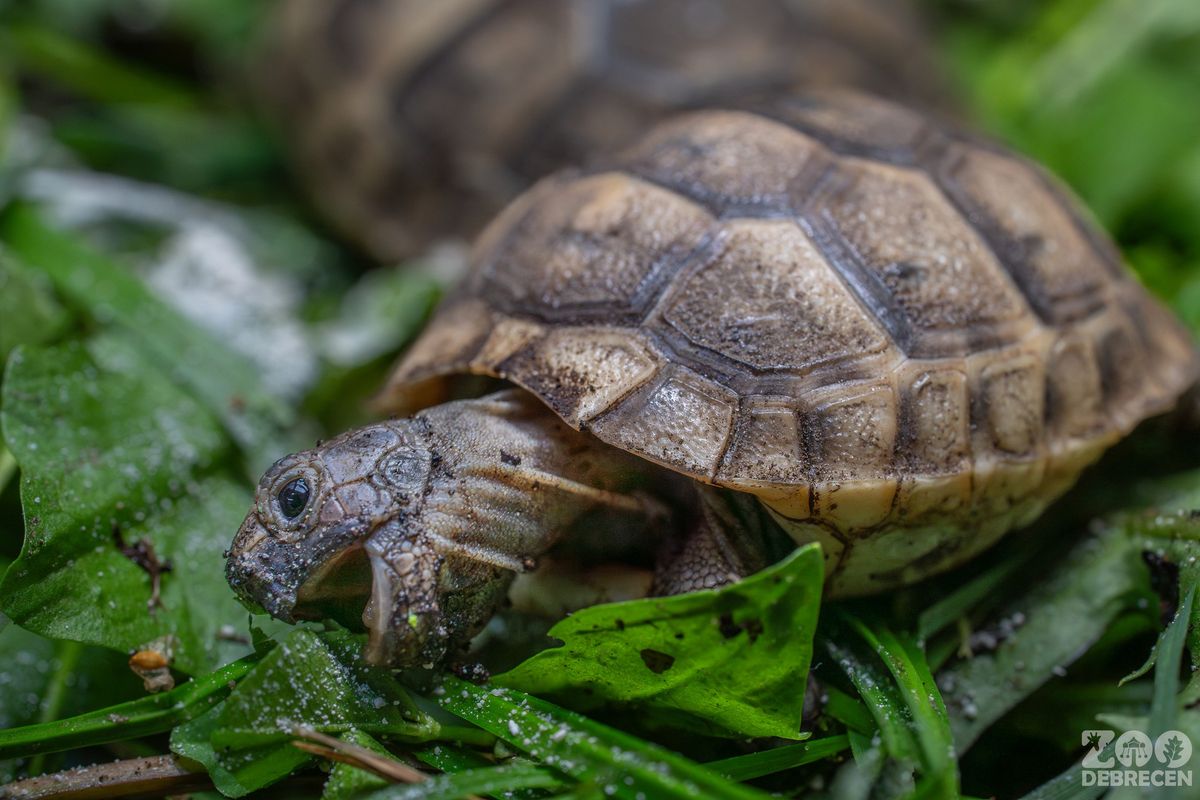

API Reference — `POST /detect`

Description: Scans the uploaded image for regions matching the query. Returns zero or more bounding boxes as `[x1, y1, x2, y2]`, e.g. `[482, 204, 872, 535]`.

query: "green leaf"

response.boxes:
[824, 612, 959, 797]
[0, 204, 299, 473]
[0, 336, 251, 673]
[322, 730, 392, 800]
[0, 248, 70, 366]
[1149, 585, 1196, 738]
[435, 676, 770, 800]
[937, 525, 1147, 750]
[360, 762, 564, 800]
[0, 648, 259, 761]
[496, 543, 823, 739]
[0, 620, 138, 781]
[707, 735, 851, 782]
[4, 22, 197, 108]
[171, 629, 436, 798]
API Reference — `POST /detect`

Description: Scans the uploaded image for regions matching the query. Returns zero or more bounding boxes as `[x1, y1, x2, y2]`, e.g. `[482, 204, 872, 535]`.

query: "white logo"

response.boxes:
[1115, 731, 1153, 767]
[1082, 729, 1194, 788]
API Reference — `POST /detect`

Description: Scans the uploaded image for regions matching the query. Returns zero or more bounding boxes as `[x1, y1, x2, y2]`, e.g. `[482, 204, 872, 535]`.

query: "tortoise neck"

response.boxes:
[413, 389, 657, 571]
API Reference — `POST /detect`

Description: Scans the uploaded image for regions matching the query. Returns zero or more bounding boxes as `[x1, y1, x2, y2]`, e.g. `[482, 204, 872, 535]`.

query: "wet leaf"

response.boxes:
[0, 336, 250, 673]
[0, 248, 70, 365]
[496, 544, 823, 739]
[171, 629, 436, 798]
[436, 676, 770, 800]
[0, 203, 301, 473]
[938, 525, 1149, 751]
[321, 730, 391, 800]
[0, 619, 137, 781]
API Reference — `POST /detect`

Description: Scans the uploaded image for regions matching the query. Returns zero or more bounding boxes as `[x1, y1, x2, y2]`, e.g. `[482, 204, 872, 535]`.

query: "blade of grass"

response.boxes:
[414, 747, 562, 800]
[917, 549, 1030, 642]
[0, 650, 261, 759]
[3, 23, 198, 108]
[434, 677, 770, 800]
[707, 735, 851, 781]
[1018, 740, 1115, 800]
[361, 762, 563, 800]
[826, 610, 960, 798]
[1150, 584, 1196, 737]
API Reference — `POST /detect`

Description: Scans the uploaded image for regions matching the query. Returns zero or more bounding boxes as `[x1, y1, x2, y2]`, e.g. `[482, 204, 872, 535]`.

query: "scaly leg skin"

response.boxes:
[652, 485, 789, 595]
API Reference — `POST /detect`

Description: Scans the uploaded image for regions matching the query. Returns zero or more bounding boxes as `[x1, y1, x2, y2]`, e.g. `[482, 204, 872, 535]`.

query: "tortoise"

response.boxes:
[226, 91, 1200, 668]
[260, 0, 946, 260]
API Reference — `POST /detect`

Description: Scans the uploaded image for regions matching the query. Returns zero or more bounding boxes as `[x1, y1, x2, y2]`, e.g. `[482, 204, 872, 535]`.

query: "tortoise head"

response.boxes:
[225, 420, 448, 665]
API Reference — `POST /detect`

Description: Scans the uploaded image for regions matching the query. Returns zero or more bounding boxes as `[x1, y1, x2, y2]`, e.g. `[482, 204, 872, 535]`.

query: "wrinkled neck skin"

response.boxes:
[375, 390, 657, 666]
[228, 388, 660, 669]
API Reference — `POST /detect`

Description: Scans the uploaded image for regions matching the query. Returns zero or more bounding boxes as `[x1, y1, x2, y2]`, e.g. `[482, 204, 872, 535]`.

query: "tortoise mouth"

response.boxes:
[294, 544, 373, 630]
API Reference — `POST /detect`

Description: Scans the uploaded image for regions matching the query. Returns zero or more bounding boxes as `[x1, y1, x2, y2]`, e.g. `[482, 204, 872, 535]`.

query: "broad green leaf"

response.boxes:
[171, 629, 436, 797]
[436, 677, 770, 800]
[0, 248, 69, 365]
[0, 204, 299, 473]
[497, 543, 823, 739]
[0, 336, 249, 673]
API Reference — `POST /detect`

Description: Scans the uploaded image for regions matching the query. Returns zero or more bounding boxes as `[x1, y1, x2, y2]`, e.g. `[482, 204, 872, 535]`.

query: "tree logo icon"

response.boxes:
[1155, 730, 1193, 769]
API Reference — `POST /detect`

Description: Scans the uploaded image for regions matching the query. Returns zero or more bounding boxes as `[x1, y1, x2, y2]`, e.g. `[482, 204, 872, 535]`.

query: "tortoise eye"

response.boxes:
[277, 478, 311, 519]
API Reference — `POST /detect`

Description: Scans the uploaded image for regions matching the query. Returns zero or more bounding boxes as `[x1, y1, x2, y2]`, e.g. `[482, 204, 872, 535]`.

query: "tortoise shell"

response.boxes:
[383, 93, 1199, 595]
[262, 0, 945, 260]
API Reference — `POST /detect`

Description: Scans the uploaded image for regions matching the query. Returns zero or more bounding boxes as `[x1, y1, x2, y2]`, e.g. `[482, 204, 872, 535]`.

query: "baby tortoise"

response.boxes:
[227, 92, 1199, 667]
[260, 0, 946, 260]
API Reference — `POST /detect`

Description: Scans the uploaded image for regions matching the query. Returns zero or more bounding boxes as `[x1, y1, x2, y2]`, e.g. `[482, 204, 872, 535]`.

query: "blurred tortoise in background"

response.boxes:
[260, 0, 947, 261]
[226, 92, 1199, 668]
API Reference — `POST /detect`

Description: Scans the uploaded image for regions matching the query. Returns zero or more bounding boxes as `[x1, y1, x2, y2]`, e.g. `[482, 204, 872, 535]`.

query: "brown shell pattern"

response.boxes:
[384, 93, 1199, 594]
[262, 0, 945, 259]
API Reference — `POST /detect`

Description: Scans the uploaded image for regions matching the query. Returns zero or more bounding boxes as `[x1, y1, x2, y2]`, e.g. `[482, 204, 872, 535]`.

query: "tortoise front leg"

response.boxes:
[358, 389, 667, 665]
[652, 486, 788, 595]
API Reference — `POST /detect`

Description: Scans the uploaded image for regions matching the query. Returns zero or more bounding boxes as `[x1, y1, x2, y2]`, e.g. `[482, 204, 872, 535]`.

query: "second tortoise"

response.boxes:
[227, 92, 1199, 667]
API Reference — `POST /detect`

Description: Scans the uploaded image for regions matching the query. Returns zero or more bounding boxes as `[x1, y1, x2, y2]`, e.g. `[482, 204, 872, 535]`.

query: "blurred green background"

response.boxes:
[4, 0, 1200, 321]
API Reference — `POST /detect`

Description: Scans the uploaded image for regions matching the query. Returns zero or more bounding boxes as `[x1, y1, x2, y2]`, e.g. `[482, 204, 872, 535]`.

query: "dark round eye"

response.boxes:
[277, 478, 310, 519]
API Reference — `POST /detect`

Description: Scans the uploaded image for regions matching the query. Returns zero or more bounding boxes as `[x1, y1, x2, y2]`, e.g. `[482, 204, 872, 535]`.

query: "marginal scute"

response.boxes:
[904, 369, 969, 472]
[1045, 336, 1104, 438]
[805, 383, 897, 481]
[818, 161, 1031, 356]
[499, 328, 659, 426]
[388, 298, 493, 383]
[979, 356, 1045, 457]
[590, 367, 736, 479]
[481, 173, 712, 316]
[718, 400, 804, 486]
[1096, 320, 1145, 408]
[663, 219, 892, 371]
